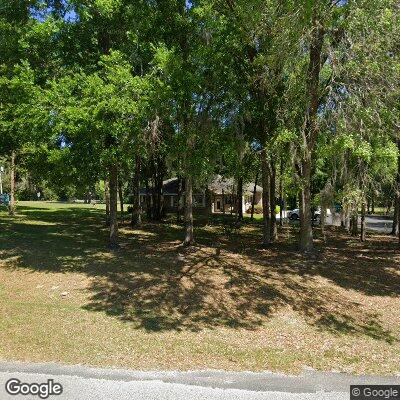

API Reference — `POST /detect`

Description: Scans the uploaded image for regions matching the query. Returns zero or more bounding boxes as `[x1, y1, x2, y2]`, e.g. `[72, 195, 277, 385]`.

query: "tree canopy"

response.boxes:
[1, 0, 399, 249]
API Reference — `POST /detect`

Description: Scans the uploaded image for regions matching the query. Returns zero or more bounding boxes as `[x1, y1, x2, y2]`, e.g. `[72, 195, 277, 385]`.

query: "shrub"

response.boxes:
[246, 204, 281, 215]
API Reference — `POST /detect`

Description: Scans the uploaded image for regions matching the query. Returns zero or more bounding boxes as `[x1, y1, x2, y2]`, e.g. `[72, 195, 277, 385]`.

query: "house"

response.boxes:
[139, 178, 208, 215]
[208, 175, 263, 213]
[139, 175, 262, 215]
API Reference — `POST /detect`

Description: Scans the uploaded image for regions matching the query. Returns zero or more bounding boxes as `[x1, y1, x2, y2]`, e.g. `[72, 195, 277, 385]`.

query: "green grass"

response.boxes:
[244, 213, 264, 220]
[0, 201, 399, 374]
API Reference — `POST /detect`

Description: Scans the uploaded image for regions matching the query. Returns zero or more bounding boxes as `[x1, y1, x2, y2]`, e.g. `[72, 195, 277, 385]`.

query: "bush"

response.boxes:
[246, 204, 281, 215]
[246, 204, 263, 214]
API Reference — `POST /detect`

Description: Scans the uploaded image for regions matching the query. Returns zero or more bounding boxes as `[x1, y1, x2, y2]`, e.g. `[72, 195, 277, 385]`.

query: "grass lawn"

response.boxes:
[0, 201, 399, 375]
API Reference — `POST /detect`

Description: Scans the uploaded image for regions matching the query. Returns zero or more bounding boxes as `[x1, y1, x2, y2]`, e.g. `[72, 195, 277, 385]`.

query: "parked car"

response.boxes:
[288, 207, 322, 221]
[314, 208, 321, 222]
[288, 208, 300, 220]
[0, 193, 10, 206]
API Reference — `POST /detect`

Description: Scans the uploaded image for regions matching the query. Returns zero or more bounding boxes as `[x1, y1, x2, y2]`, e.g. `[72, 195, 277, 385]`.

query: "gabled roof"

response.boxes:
[139, 176, 262, 196]
[209, 175, 262, 195]
[139, 178, 184, 196]
[162, 178, 181, 195]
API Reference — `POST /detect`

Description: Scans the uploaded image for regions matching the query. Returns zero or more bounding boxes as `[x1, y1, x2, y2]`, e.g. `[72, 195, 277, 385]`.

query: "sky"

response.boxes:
[31, 0, 195, 22]
[30, 0, 77, 22]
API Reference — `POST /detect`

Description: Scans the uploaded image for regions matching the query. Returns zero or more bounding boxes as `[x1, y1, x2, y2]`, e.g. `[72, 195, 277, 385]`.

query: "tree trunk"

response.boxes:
[269, 160, 277, 242]
[250, 172, 258, 220]
[298, 9, 324, 252]
[118, 179, 124, 220]
[222, 189, 225, 214]
[205, 187, 211, 223]
[261, 150, 271, 246]
[176, 176, 183, 223]
[397, 138, 400, 247]
[237, 176, 243, 221]
[352, 215, 358, 236]
[371, 194, 375, 214]
[152, 174, 163, 221]
[184, 175, 194, 246]
[386, 201, 391, 215]
[299, 158, 313, 251]
[360, 202, 366, 242]
[108, 164, 119, 249]
[342, 206, 351, 232]
[392, 196, 399, 236]
[131, 156, 141, 227]
[230, 186, 234, 215]
[279, 159, 284, 227]
[0, 164, 3, 195]
[105, 178, 110, 226]
[345, 209, 350, 232]
[9, 151, 16, 216]
[145, 179, 152, 220]
[311, 205, 316, 228]
[320, 206, 326, 242]
[282, 198, 287, 227]
[398, 198, 400, 248]
[351, 207, 358, 237]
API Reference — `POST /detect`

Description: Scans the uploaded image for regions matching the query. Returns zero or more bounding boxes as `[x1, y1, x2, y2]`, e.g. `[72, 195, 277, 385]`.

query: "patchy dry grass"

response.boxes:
[0, 201, 399, 375]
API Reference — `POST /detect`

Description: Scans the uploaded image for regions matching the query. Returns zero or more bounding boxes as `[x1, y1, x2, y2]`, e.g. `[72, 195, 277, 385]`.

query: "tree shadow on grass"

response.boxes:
[80, 225, 399, 342]
[1, 206, 399, 342]
[80, 239, 398, 343]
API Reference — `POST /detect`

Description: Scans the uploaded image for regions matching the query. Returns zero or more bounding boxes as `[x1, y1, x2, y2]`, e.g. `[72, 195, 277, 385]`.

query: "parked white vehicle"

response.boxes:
[288, 208, 300, 220]
[288, 208, 331, 221]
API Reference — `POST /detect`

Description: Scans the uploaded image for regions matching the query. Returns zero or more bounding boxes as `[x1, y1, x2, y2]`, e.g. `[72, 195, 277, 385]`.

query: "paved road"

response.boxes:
[327, 214, 394, 233]
[1, 361, 399, 400]
[281, 213, 394, 233]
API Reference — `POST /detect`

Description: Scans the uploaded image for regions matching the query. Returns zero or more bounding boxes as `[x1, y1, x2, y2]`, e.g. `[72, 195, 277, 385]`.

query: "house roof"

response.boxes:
[162, 178, 181, 195]
[139, 178, 182, 196]
[139, 176, 262, 196]
[209, 175, 263, 195]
